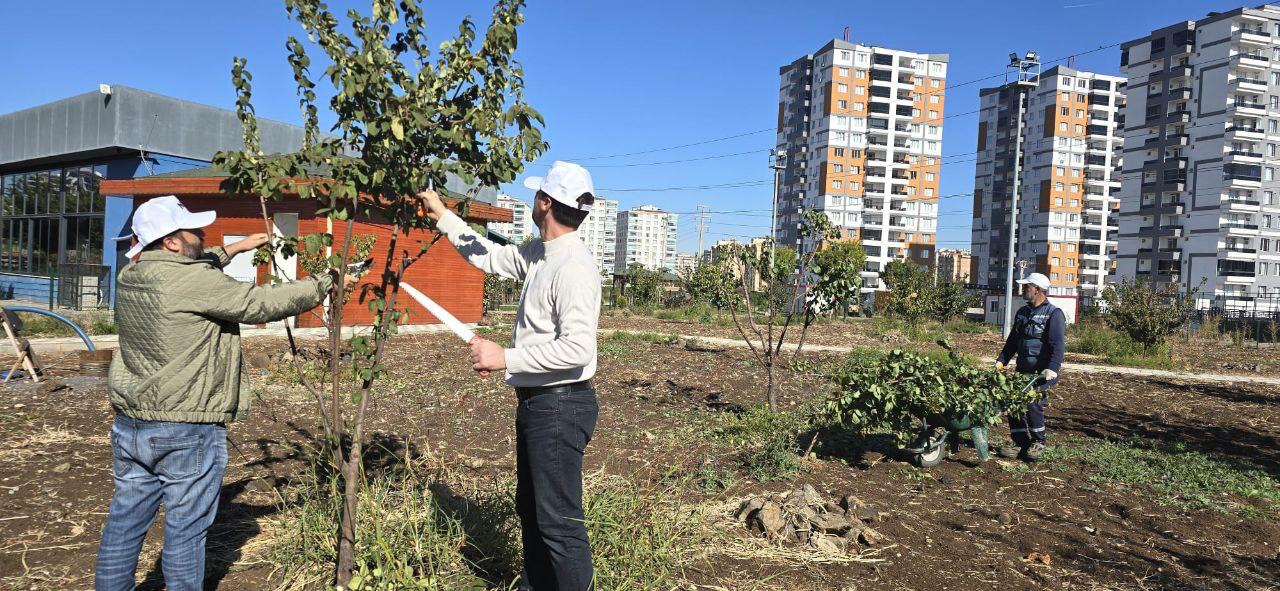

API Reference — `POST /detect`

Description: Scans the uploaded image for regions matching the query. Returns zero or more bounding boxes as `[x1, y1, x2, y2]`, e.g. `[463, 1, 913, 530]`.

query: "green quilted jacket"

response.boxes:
[108, 247, 333, 423]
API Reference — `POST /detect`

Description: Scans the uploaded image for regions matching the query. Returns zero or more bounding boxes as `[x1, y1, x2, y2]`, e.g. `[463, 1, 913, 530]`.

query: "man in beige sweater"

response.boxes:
[418, 161, 600, 590]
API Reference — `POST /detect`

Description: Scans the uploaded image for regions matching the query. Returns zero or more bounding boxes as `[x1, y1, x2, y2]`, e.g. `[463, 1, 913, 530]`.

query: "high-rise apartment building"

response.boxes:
[776, 40, 948, 292]
[490, 194, 533, 244]
[578, 196, 618, 279]
[970, 66, 1125, 297]
[614, 205, 678, 273]
[1116, 5, 1280, 306]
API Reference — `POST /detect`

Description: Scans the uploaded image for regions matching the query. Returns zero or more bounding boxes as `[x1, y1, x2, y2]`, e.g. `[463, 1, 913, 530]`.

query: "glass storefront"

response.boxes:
[0, 165, 107, 276]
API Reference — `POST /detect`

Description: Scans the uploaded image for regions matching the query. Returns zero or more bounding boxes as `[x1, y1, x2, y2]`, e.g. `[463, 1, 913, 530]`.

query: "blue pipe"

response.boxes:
[2, 306, 97, 352]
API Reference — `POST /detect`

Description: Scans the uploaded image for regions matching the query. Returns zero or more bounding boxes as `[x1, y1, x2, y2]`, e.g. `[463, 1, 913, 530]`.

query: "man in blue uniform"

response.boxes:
[995, 272, 1065, 462]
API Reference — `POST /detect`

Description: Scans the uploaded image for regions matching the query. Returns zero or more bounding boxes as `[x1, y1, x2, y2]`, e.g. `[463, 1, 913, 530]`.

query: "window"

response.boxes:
[1076, 94, 1085, 103]
[856, 70, 866, 79]
[838, 67, 849, 77]
[929, 95, 940, 104]
[854, 103, 864, 112]
[834, 148, 845, 157]
[832, 180, 842, 189]
[1076, 109, 1085, 118]
[928, 110, 939, 119]
[1267, 167, 1276, 182]
[1059, 122, 1068, 131]
[1061, 76, 1071, 86]
[1075, 124, 1084, 133]
[837, 83, 848, 93]
[1060, 106, 1069, 116]
[837, 100, 848, 109]
[930, 79, 940, 88]
[854, 86, 865, 95]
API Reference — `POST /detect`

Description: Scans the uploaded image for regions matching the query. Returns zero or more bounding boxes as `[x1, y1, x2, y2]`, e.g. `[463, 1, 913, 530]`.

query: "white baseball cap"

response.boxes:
[522, 161, 595, 212]
[1016, 272, 1051, 291]
[117, 195, 217, 258]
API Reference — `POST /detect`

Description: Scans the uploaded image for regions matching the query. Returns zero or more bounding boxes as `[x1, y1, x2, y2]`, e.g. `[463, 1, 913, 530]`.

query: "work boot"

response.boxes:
[996, 444, 1025, 459]
[1024, 441, 1046, 462]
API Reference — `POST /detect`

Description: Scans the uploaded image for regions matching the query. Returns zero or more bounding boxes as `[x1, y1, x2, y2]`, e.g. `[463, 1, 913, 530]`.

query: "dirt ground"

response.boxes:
[0, 331, 1277, 590]
[596, 313, 1280, 378]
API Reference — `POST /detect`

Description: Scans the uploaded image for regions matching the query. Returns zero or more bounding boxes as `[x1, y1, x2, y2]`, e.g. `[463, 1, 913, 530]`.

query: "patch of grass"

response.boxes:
[598, 331, 679, 358]
[942, 319, 991, 334]
[1045, 437, 1280, 518]
[267, 457, 709, 590]
[699, 405, 810, 482]
[1068, 322, 1180, 370]
[10, 310, 115, 337]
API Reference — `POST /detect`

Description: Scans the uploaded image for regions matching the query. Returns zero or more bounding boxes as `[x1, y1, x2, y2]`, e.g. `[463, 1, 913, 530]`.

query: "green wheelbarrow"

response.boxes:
[904, 376, 1045, 468]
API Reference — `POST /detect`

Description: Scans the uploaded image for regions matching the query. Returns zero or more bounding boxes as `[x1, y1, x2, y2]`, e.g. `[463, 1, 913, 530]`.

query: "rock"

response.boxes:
[684, 338, 726, 353]
[795, 505, 818, 523]
[997, 512, 1014, 525]
[246, 353, 272, 369]
[748, 501, 787, 538]
[463, 457, 486, 469]
[859, 527, 886, 546]
[810, 512, 854, 535]
[823, 501, 843, 514]
[37, 380, 70, 395]
[736, 498, 765, 522]
[795, 484, 824, 508]
[854, 506, 886, 523]
[52, 462, 71, 474]
[840, 495, 866, 513]
[810, 533, 843, 554]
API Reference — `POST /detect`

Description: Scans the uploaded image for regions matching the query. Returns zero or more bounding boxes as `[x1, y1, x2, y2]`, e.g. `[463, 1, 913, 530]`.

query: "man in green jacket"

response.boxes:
[95, 195, 354, 591]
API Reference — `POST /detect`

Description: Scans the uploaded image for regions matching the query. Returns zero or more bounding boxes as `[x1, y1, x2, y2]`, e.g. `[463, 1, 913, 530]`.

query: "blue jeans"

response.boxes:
[95, 415, 227, 591]
[516, 388, 598, 591]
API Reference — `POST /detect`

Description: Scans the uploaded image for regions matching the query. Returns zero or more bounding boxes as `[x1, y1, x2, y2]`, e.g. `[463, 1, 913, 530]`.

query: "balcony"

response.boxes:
[1225, 125, 1265, 141]
[1232, 53, 1270, 70]
[1086, 124, 1110, 135]
[1236, 29, 1272, 46]
[1232, 101, 1267, 116]
[1168, 133, 1190, 146]
[1224, 222, 1261, 231]
[1230, 76, 1268, 92]
[1225, 246, 1259, 254]
[1168, 64, 1194, 78]
[1169, 87, 1193, 100]
[1225, 197, 1261, 209]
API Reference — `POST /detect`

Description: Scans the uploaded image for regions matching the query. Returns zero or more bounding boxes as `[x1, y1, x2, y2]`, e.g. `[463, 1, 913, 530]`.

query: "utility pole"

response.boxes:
[769, 149, 786, 268]
[1002, 51, 1040, 338]
[695, 204, 709, 258]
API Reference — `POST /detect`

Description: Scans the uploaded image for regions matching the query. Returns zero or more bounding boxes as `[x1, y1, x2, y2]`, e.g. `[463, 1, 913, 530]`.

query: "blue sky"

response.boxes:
[0, 0, 1249, 254]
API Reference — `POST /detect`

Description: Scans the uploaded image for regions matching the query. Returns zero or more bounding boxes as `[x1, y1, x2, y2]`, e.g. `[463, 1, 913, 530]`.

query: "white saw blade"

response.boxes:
[399, 281, 475, 343]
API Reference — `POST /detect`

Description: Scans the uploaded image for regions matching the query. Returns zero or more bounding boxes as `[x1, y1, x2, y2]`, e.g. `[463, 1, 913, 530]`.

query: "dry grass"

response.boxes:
[0, 424, 107, 463]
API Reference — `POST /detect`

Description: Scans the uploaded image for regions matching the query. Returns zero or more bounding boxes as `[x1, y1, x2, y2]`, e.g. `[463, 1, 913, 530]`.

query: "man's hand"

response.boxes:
[415, 189, 448, 222]
[227, 233, 270, 257]
[468, 336, 506, 372]
[328, 269, 361, 291]
[1041, 369, 1058, 382]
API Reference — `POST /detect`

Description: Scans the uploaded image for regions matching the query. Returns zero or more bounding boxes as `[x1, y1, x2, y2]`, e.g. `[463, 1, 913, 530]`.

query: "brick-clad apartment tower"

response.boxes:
[970, 66, 1126, 297]
[775, 40, 948, 294]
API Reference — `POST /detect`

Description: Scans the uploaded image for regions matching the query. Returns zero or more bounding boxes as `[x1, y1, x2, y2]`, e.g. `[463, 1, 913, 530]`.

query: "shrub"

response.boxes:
[826, 344, 1041, 445]
[701, 405, 809, 481]
[1101, 278, 1196, 352]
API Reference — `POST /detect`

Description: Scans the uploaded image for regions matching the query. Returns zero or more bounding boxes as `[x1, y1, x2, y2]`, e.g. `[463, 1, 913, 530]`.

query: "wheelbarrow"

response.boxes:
[904, 375, 1045, 468]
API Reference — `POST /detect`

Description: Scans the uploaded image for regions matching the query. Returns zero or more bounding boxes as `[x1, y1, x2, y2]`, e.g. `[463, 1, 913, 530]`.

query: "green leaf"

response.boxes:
[390, 118, 405, 140]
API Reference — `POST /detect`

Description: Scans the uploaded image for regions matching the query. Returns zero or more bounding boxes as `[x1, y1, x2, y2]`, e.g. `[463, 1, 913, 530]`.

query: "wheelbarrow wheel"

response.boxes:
[915, 441, 948, 468]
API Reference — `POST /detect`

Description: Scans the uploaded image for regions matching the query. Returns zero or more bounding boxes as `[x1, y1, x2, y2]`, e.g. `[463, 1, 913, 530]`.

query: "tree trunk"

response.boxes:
[766, 355, 777, 412]
[335, 449, 361, 586]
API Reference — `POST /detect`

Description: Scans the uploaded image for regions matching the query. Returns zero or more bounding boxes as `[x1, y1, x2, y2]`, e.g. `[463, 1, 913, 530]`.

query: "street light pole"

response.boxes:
[1002, 51, 1040, 338]
[769, 149, 786, 269]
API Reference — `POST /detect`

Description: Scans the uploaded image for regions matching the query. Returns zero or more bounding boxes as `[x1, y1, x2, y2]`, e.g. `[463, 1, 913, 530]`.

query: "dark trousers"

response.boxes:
[515, 387, 598, 591]
[1008, 394, 1048, 446]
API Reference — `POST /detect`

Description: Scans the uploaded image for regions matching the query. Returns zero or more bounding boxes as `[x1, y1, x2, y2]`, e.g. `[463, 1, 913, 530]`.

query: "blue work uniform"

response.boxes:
[997, 300, 1065, 445]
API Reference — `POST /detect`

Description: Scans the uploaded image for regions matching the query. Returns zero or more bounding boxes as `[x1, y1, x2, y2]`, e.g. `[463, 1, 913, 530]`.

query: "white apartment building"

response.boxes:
[1116, 5, 1280, 309]
[971, 66, 1125, 298]
[776, 39, 948, 293]
[490, 194, 533, 244]
[614, 205, 678, 274]
[578, 196, 618, 279]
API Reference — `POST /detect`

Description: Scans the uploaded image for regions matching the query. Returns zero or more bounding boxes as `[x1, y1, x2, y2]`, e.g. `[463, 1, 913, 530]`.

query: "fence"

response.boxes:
[1078, 289, 1280, 344]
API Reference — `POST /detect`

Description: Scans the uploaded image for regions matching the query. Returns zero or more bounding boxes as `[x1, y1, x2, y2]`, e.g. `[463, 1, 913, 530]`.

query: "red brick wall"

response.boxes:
[157, 197, 485, 327]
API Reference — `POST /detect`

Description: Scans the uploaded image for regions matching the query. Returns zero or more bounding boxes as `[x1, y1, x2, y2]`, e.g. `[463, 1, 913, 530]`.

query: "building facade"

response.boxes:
[614, 204, 677, 273]
[0, 86, 308, 308]
[1116, 5, 1280, 307]
[775, 39, 948, 293]
[490, 194, 533, 244]
[936, 248, 973, 283]
[970, 66, 1125, 297]
[674, 253, 698, 275]
[579, 196, 618, 278]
